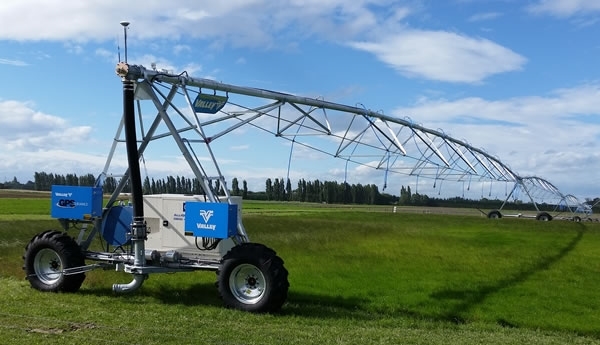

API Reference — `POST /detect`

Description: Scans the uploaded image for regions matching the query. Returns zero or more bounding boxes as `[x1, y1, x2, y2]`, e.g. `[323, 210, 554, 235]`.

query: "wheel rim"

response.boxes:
[33, 248, 63, 285]
[489, 212, 499, 219]
[229, 263, 266, 305]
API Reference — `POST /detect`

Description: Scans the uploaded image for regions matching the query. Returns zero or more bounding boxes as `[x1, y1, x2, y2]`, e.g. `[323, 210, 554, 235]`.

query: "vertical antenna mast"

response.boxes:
[120, 21, 130, 63]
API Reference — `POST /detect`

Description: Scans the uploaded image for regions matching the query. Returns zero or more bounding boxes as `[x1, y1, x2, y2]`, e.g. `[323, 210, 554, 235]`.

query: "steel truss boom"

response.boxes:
[110, 62, 586, 212]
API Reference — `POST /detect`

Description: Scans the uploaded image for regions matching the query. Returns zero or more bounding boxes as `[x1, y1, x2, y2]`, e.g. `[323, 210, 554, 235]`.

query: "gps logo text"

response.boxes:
[56, 199, 76, 208]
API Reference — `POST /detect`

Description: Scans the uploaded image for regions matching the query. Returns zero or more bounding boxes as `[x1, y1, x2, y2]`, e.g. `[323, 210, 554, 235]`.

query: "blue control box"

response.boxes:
[51, 185, 103, 220]
[184, 202, 237, 239]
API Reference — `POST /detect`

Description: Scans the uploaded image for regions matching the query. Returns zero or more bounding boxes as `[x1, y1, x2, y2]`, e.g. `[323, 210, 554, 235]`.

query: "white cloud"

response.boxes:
[0, 1, 523, 84]
[0, 58, 27, 66]
[0, 1, 264, 43]
[134, 54, 177, 74]
[349, 30, 527, 83]
[0, 100, 65, 132]
[174, 44, 191, 55]
[0, 149, 106, 179]
[230, 144, 249, 151]
[391, 83, 600, 197]
[0, 100, 93, 150]
[182, 62, 202, 76]
[95, 48, 116, 62]
[528, 0, 600, 17]
[64, 42, 84, 55]
[0, 1, 407, 46]
[396, 83, 600, 125]
[468, 12, 502, 22]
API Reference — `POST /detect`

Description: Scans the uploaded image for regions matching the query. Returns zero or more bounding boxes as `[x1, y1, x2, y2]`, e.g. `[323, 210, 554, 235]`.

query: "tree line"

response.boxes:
[3, 171, 598, 211]
[258, 178, 393, 205]
[29, 171, 396, 205]
[33, 172, 97, 191]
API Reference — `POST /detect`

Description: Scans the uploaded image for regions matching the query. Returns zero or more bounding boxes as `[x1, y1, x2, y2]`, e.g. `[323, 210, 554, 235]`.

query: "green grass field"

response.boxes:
[0, 194, 599, 344]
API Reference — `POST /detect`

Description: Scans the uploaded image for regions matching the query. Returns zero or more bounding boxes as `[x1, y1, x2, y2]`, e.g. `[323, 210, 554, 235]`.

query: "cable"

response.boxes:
[195, 236, 221, 251]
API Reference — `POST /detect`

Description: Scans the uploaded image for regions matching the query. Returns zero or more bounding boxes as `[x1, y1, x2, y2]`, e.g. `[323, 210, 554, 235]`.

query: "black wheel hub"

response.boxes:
[247, 276, 257, 288]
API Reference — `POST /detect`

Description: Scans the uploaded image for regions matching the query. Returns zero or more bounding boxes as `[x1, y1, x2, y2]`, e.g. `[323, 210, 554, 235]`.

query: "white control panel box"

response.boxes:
[142, 194, 240, 258]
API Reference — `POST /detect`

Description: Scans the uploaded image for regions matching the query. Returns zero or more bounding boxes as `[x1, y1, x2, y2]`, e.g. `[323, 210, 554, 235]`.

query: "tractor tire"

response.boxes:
[23, 230, 86, 293]
[487, 210, 503, 219]
[536, 212, 553, 222]
[216, 243, 289, 313]
[572, 216, 582, 222]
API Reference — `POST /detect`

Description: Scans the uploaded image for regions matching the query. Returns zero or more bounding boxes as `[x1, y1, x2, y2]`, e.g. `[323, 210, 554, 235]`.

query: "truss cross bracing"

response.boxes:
[105, 63, 587, 215]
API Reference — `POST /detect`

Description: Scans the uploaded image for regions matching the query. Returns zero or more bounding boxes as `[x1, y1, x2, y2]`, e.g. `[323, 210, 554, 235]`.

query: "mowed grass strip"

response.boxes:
[248, 213, 600, 329]
[0, 198, 599, 344]
[0, 198, 50, 216]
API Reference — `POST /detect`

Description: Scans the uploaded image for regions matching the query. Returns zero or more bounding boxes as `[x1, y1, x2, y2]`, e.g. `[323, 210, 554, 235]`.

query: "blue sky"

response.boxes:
[0, 0, 599, 201]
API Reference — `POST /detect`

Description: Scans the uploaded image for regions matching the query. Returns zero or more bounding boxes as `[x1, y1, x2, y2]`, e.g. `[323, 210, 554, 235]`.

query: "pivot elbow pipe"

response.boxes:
[112, 274, 146, 293]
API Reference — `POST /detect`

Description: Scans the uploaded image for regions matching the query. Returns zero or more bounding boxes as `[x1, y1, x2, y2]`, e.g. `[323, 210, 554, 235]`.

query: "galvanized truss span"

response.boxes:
[109, 63, 587, 216]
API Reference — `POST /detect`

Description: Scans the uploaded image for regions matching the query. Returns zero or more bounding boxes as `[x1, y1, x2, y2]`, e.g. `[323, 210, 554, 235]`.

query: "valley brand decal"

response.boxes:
[197, 209, 216, 230]
[193, 93, 228, 114]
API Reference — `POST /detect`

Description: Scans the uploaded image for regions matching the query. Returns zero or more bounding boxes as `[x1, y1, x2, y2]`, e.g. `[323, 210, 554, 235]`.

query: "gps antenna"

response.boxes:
[120, 21, 130, 63]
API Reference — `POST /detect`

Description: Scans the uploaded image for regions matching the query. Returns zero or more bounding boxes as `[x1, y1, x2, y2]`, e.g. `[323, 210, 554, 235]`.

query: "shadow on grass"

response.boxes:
[79, 280, 383, 320]
[79, 283, 376, 319]
[79, 282, 223, 307]
[281, 291, 375, 319]
[430, 226, 585, 324]
[146, 282, 223, 307]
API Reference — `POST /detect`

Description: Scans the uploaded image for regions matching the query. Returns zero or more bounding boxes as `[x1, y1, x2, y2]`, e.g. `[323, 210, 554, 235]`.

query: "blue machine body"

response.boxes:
[101, 205, 133, 246]
[50, 185, 103, 220]
[184, 202, 237, 239]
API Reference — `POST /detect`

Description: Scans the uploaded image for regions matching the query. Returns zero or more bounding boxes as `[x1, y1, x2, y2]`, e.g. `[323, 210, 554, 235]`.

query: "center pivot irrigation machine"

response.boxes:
[22, 70, 294, 311]
[22, 62, 293, 312]
[23, 23, 590, 313]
